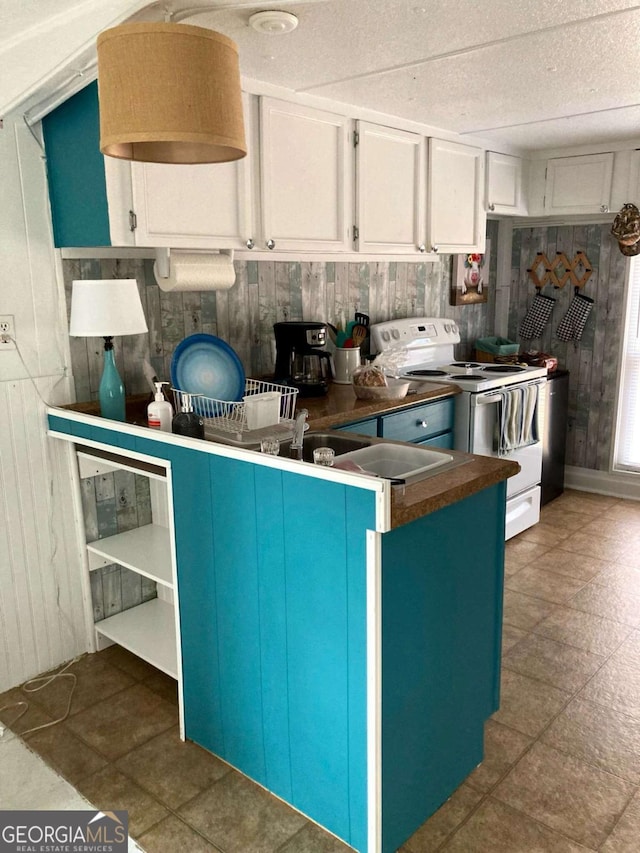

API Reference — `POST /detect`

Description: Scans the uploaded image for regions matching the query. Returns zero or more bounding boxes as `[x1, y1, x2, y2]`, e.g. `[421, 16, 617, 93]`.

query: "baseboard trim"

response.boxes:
[565, 466, 640, 501]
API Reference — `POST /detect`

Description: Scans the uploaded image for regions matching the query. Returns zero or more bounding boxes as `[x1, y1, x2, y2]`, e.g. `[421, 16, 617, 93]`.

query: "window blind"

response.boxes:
[614, 256, 640, 472]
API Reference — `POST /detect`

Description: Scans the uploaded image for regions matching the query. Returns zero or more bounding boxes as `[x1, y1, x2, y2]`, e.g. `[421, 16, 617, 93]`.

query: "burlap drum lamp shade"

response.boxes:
[96, 22, 246, 164]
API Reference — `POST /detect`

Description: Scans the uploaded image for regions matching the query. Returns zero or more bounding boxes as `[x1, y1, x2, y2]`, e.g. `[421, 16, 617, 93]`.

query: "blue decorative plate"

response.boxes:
[170, 334, 245, 405]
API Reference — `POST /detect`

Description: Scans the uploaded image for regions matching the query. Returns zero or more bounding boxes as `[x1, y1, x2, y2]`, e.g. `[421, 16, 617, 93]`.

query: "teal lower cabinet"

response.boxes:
[48, 412, 505, 853]
[335, 396, 455, 449]
[380, 483, 504, 851]
[334, 416, 379, 436]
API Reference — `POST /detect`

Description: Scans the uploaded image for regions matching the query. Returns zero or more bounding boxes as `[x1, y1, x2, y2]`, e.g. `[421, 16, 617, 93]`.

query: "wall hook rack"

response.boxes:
[527, 251, 592, 290]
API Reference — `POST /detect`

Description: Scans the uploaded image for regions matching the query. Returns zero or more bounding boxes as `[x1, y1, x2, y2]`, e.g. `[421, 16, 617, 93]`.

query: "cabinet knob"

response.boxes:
[266, 239, 276, 250]
[418, 420, 429, 429]
[418, 243, 426, 253]
[431, 245, 439, 253]
[246, 238, 255, 249]
[600, 204, 609, 213]
[488, 203, 496, 212]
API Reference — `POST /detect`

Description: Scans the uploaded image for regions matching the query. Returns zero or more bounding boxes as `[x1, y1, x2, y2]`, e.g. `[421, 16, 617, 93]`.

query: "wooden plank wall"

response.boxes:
[81, 471, 156, 622]
[61, 222, 499, 401]
[509, 224, 625, 471]
[0, 376, 87, 692]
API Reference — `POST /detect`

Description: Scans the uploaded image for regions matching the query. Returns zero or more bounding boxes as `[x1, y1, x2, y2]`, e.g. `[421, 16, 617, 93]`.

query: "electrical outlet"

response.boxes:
[0, 315, 16, 349]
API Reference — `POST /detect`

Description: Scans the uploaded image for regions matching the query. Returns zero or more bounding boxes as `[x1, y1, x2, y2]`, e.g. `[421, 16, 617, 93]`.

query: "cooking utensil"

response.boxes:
[355, 312, 370, 327]
[351, 324, 367, 348]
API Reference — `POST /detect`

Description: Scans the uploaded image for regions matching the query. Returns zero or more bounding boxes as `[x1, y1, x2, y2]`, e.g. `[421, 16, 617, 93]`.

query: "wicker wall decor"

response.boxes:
[527, 251, 593, 290]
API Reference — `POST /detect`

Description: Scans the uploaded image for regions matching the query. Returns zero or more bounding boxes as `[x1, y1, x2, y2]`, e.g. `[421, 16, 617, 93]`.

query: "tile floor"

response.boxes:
[1, 489, 640, 852]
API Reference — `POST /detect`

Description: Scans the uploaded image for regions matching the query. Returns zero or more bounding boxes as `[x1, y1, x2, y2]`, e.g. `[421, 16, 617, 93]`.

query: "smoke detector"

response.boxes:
[249, 10, 299, 34]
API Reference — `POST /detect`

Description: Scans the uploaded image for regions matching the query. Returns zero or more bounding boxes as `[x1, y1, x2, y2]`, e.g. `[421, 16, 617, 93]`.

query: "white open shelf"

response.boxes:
[95, 598, 177, 679]
[87, 524, 173, 588]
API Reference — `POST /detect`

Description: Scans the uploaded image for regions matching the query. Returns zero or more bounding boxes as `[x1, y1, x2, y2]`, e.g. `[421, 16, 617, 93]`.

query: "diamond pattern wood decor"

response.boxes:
[527, 251, 593, 290]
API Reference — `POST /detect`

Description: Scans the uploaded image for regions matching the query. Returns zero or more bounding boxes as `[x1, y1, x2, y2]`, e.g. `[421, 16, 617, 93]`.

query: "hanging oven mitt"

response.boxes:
[519, 293, 556, 340]
[555, 293, 594, 342]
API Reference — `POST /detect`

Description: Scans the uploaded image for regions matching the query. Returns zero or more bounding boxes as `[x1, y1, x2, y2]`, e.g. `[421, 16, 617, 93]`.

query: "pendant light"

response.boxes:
[96, 22, 246, 165]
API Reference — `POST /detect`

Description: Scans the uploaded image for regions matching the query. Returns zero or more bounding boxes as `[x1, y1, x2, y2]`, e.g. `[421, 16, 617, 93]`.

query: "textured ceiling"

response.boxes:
[187, 0, 640, 152]
[3, 0, 640, 152]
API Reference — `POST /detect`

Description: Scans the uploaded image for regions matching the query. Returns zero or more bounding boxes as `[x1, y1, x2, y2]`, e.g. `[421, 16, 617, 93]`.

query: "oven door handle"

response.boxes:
[473, 378, 546, 406]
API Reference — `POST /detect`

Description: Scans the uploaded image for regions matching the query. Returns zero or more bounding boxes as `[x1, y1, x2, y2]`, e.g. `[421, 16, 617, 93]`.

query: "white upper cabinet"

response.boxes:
[544, 152, 614, 215]
[355, 121, 426, 254]
[106, 94, 254, 249]
[427, 138, 485, 253]
[486, 152, 527, 215]
[259, 97, 353, 252]
[129, 158, 252, 249]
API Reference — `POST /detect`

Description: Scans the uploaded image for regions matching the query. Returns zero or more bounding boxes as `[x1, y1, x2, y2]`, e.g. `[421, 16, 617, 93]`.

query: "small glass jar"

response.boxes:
[260, 437, 280, 455]
[313, 447, 335, 466]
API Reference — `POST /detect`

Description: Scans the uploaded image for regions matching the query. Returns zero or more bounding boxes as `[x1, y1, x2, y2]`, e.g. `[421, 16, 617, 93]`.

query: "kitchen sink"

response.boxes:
[278, 430, 374, 462]
[337, 443, 454, 483]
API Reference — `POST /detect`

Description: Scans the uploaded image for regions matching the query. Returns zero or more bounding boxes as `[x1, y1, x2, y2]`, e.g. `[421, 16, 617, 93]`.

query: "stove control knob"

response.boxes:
[391, 329, 400, 340]
[382, 331, 391, 342]
[451, 323, 459, 334]
[444, 323, 451, 333]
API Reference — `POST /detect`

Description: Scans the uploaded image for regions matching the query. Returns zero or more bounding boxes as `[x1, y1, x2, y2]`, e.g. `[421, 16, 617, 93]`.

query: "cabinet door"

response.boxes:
[380, 398, 455, 443]
[427, 138, 485, 253]
[356, 122, 426, 254]
[130, 158, 252, 249]
[486, 152, 527, 215]
[544, 153, 613, 215]
[260, 98, 353, 252]
[106, 94, 254, 249]
[333, 417, 379, 436]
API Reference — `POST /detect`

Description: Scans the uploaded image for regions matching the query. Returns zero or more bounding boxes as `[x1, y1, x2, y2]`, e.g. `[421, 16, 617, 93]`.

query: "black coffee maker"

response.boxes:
[273, 321, 333, 397]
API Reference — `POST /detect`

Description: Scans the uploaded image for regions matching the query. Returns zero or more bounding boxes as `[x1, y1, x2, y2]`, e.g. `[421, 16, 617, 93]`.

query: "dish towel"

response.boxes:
[519, 293, 556, 339]
[497, 384, 539, 455]
[556, 293, 595, 342]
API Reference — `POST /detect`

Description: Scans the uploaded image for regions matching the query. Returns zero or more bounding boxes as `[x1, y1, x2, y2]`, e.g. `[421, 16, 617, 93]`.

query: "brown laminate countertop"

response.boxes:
[301, 382, 460, 431]
[62, 383, 520, 529]
[299, 382, 519, 528]
[388, 450, 519, 528]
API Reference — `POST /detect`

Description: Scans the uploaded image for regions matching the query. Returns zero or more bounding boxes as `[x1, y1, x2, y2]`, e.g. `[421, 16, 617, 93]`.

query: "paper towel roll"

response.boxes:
[154, 251, 236, 292]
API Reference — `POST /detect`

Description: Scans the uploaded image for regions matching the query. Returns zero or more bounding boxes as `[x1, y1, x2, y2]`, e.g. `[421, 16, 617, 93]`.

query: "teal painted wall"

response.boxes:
[42, 82, 111, 248]
[48, 414, 374, 851]
[380, 483, 505, 852]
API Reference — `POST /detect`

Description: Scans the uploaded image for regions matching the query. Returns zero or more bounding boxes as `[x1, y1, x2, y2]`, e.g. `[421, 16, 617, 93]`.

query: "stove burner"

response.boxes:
[406, 369, 448, 377]
[482, 365, 526, 373]
[449, 374, 487, 380]
[451, 362, 482, 369]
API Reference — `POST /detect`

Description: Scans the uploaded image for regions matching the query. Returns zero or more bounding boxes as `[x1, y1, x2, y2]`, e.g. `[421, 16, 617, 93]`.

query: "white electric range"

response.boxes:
[370, 318, 548, 539]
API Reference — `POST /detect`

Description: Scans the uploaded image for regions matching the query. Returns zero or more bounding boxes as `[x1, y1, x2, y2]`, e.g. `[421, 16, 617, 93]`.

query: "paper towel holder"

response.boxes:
[154, 247, 235, 280]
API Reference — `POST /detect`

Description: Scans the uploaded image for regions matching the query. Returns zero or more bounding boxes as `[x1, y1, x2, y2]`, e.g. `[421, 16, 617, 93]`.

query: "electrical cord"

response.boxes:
[0, 656, 80, 743]
[0, 334, 83, 743]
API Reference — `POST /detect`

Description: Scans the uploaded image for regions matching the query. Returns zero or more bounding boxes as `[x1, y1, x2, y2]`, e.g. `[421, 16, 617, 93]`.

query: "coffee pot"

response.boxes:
[273, 321, 334, 397]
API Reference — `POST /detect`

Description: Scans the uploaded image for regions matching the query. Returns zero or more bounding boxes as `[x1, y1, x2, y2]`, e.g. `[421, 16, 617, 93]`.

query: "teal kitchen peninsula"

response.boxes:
[48, 406, 517, 853]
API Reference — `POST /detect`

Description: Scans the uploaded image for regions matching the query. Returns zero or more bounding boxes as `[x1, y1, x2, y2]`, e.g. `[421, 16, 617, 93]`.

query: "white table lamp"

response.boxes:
[70, 279, 148, 421]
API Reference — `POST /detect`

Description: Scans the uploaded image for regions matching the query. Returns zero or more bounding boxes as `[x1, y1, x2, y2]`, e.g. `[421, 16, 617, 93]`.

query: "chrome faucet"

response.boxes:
[290, 408, 309, 460]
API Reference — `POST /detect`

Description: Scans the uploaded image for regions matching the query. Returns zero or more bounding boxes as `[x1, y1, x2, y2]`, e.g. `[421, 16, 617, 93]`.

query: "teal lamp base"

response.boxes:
[99, 337, 125, 421]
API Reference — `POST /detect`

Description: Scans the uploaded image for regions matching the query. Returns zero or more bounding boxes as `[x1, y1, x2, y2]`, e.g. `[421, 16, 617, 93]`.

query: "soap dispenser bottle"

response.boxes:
[147, 381, 173, 432]
[171, 391, 205, 439]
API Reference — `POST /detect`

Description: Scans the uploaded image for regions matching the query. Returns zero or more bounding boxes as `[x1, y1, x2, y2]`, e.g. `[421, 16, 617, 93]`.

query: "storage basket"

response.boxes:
[475, 336, 520, 364]
[173, 379, 298, 445]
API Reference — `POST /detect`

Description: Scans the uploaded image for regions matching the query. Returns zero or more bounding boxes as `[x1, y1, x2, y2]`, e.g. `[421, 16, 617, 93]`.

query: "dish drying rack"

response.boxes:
[172, 379, 299, 446]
